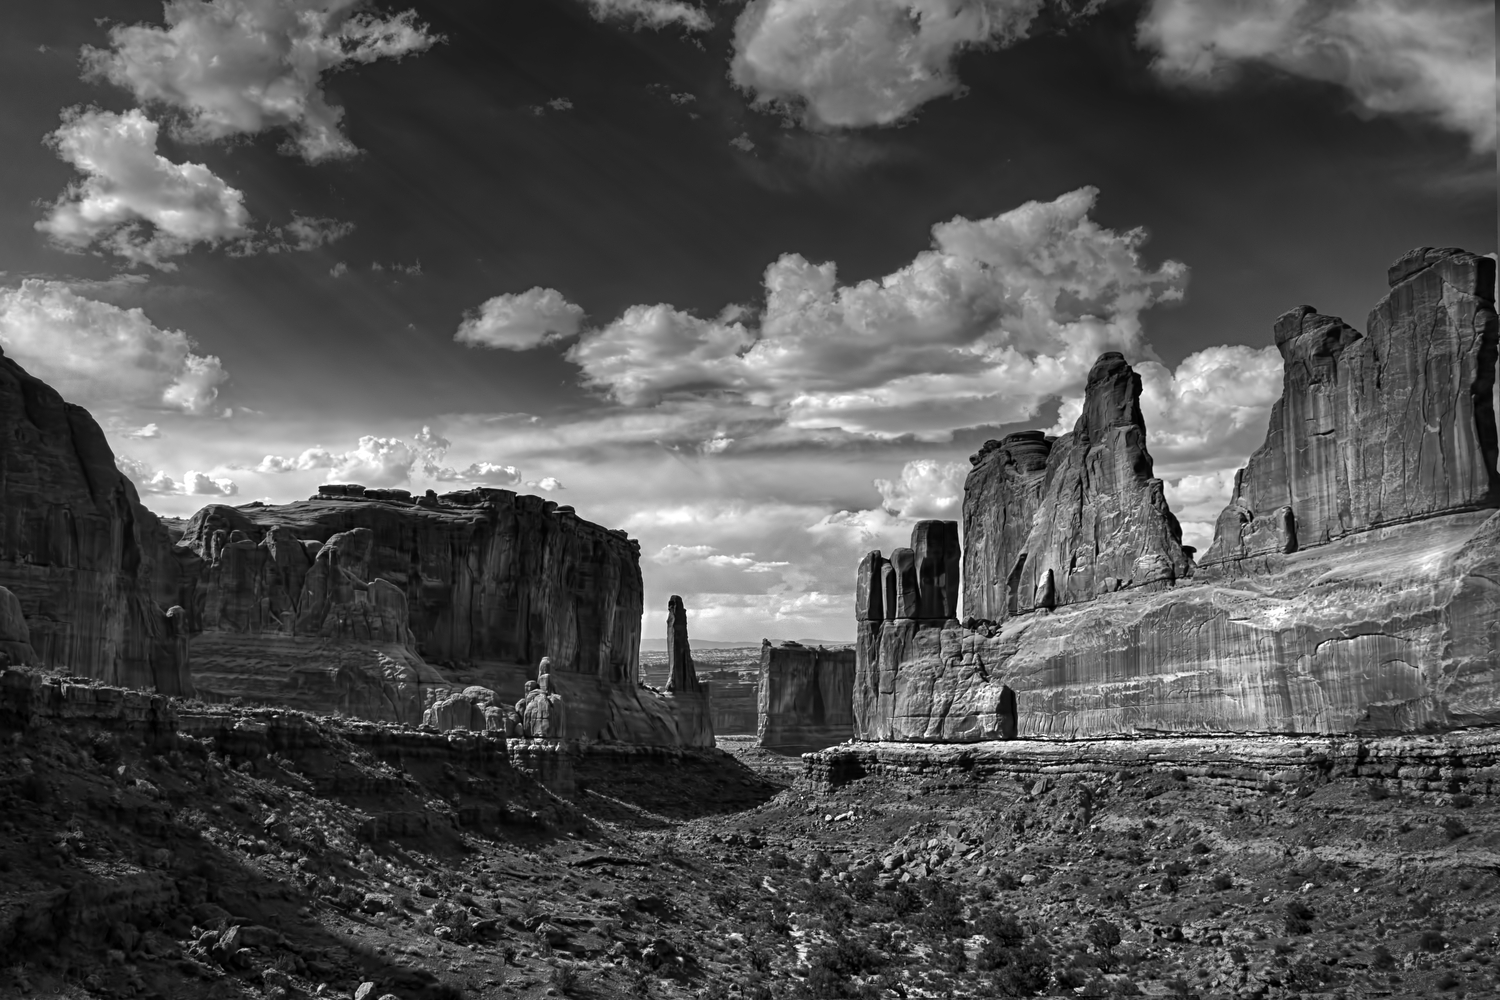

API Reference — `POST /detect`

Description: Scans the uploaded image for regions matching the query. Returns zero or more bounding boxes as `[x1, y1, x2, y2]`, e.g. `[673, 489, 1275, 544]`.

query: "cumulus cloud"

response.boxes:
[565, 186, 1187, 438]
[874, 459, 968, 518]
[586, 0, 712, 31]
[1139, 0, 1497, 153]
[1162, 469, 1239, 551]
[527, 476, 565, 491]
[322, 436, 417, 486]
[117, 455, 237, 495]
[85, 0, 439, 163]
[255, 447, 336, 473]
[455, 287, 587, 351]
[653, 543, 789, 572]
[126, 423, 162, 438]
[0, 279, 227, 414]
[731, 0, 1100, 128]
[276, 214, 355, 251]
[37, 108, 250, 269]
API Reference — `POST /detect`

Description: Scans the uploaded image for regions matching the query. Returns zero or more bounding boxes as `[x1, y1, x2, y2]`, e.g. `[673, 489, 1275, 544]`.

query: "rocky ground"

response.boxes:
[2, 675, 1496, 1000]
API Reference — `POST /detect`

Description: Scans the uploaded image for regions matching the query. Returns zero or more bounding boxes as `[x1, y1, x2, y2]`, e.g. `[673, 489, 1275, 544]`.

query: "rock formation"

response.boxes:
[661, 595, 714, 746]
[0, 587, 37, 666]
[0, 347, 191, 694]
[423, 684, 508, 733]
[853, 248, 1500, 740]
[757, 640, 856, 752]
[1202, 247, 1500, 573]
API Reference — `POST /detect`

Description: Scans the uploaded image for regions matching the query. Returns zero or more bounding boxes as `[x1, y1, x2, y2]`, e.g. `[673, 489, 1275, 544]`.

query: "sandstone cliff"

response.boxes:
[758, 640, 856, 752]
[0, 347, 191, 694]
[853, 248, 1500, 741]
[168, 490, 642, 725]
[661, 595, 714, 747]
[1202, 247, 1500, 573]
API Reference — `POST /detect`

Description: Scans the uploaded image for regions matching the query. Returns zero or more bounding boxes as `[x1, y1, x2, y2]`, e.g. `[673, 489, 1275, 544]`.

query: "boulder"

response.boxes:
[0, 346, 190, 693]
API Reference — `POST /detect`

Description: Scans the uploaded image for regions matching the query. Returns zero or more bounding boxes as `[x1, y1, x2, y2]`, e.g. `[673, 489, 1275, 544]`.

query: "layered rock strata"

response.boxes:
[757, 640, 857, 753]
[853, 248, 1500, 740]
[0, 347, 191, 694]
[802, 730, 1500, 800]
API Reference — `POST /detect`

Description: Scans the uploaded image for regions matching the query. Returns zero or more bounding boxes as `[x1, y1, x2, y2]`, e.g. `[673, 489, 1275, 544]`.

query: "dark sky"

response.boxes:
[0, 0, 1493, 637]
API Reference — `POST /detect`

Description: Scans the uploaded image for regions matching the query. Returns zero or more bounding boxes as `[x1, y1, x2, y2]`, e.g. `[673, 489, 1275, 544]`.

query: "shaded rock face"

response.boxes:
[661, 595, 713, 746]
[0, 347, 190, 694]
[961, 431, 1051, 621]
[1203, 248, 1500, 574]
[757, 640, 856, 752]
[0, 587, 37, 666]
[853, 248, 1500, 741]
[423, 684, 507, 733]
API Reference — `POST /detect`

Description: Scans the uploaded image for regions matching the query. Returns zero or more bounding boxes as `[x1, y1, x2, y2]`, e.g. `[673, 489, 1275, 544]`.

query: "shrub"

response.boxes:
[549, 961, 579, 994]
[1441, 817, 1468, 840]
[1212, 873, 1234, 891]
[1190, 841, 1210, 855]
[1284, 900, 1314, 935]
[1370, 945, 1395, 970]
[1451, 794, 1473, 809]
[1437, 970, 1460, 989]
[1418, 930, 1446, 952]
[1088, 920, 1122, 970]
[988, 945, 1051, 997]
[995, 871, 1019, 891]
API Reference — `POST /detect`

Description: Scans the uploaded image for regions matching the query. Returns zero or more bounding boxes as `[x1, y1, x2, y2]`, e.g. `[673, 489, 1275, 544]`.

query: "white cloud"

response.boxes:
[1162, 469, 1239, 552]
[731, 0, 1096, 128]
[0, 279, 227, 414]
[277, 214, 355, 251]
[183, 470, 240, 495]
[255, 447, 337, 473]
[117, 455, 237, 496]
[324, 435, 417, 486]
[85, 0, 440, 163]
[1139, 0, 1497, 153]
[126, 422, 162, 438]
[586, 0, 712, 31]
[329, 261, 349, 278]
[874, 459, 967, 518]
[527, 476, 565, 491]
[37, 108, 250, 269]
[565, 186, 1187, 438]
[455, 287, 586, 351]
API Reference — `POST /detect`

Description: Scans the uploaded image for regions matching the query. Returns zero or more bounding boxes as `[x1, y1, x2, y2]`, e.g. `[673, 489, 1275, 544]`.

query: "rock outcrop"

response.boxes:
[757, 640, 856, 752]
[168, 490, 643, 727]
[1202, 247, 1500, 573]
[852, 248, 1500, 740]
[0, 587, 37, 666]
[0, 347, 191, 694]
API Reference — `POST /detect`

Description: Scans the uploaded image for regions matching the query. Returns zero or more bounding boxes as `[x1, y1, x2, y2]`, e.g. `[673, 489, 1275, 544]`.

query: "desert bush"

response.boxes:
[709, 888, 740, 916]
[767, 849, 789, 870]
[1284, 900, 1314, 935]
[1212, 872, 1234, 891]
[549, 961, 579, 994]
[1418, 929, 1446, 952]
[1451, 793, 1473, 809]
[1088, 920, 1122, 971]
[987, 944, 1051, 997]
[994, 871, 1019, 890]
[917, 880, 964, 935]
[1370, 945, 1395, 969]
[1437, 970, 1460, 989]
[1441, 816, 1468, 840]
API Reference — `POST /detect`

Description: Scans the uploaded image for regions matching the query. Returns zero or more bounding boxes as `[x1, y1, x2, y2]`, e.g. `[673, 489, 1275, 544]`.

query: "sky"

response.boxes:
[0, 0, 1494, 642]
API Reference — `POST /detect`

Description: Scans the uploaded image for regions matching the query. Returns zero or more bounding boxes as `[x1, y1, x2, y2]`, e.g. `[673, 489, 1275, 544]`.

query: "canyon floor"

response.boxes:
[2, 683, 1497, 1000]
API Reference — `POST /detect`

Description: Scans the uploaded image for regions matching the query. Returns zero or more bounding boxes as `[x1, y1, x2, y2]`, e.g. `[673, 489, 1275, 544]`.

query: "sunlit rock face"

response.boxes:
[169, 490, 646, 729]
[757, 640, 857, 752]
[0, 347, 191, 694]
[854, 248, 1500, 740]
[1202, 247, 1500, 573]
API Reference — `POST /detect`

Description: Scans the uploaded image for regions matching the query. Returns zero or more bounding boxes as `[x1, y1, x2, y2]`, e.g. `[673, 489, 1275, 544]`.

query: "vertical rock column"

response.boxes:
[662, 595, 713, 746]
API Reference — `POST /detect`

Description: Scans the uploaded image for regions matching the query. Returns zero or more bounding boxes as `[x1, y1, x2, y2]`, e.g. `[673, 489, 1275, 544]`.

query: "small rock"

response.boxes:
[354, 983, 376, 1000]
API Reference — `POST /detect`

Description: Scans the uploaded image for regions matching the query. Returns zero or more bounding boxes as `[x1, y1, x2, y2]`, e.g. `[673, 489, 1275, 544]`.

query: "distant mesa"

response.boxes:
[854, 246, 1500, 741]
[757, 638, 856, 754]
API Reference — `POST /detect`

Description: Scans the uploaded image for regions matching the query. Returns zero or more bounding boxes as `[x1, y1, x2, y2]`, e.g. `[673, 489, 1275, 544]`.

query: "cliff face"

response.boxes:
[853, 248, 1500, 741]
[660, 595, 713, 747]
[1202, 247, 1500, 573]
[170, 489, 644, 728]
[0, 347, 191, 694]
[758, 641, 856, 752]
[961, 431, 1051, 621]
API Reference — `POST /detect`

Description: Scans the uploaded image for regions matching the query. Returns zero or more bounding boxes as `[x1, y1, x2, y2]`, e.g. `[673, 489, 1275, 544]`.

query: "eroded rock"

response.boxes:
[757, 640, 856, 752]
[0, 347, 190, 693]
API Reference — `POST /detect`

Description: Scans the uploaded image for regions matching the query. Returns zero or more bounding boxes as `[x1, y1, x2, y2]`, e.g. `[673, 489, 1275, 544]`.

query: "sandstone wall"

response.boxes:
[1202, 247, 1499, 573]
[169, 491, 642, 725]
[758, 641, 857, 752]
[0, 347, 191, 694]
[852, 247, 1500, 741]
